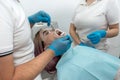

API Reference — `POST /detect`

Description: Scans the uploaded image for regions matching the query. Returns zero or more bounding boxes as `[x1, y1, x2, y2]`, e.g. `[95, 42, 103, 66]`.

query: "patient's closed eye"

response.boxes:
[43, 30, 49, 36]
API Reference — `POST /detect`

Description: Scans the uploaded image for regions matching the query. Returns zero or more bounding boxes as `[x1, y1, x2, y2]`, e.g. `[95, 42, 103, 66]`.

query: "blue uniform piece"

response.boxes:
[48, 35, 72, 56]
[28, 11, 51, 26]
[56, 46, 120, 80]
[87, 30, 106, 44]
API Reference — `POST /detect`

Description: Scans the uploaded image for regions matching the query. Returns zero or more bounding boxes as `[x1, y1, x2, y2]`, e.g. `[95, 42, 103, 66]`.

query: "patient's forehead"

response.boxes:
[40, 27, 54, 40]
[41, 27, 53, 31]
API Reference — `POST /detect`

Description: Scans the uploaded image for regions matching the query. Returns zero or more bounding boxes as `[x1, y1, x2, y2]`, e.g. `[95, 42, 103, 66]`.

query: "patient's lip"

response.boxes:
[56, 30, 62, 35]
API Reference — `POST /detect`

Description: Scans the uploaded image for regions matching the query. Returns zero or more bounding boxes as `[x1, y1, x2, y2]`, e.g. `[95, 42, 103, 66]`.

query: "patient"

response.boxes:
[33, 27, 120, 80]
[33, 27, 66, 80]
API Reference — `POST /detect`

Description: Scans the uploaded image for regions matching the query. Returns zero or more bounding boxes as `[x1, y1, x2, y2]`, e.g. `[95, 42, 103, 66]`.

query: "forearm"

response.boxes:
[69, 24, 81, 44]
[106, 24, 119, 38]
[13, 49, 54, 80]
[70, 31, 80, 44]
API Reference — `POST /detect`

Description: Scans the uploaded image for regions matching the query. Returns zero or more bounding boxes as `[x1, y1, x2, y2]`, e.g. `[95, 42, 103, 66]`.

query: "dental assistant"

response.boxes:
[0, 0, 72, 80]
[69, 0, 119, 52]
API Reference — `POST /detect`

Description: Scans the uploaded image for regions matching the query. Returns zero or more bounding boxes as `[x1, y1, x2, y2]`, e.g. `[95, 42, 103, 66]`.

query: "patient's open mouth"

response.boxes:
[55, 29, 65, 36]
[56, 30, 62, 35]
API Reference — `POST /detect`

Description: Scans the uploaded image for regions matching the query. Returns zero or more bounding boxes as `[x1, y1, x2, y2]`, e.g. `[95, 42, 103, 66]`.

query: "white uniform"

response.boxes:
[72, 0, 119, 51]
[0, 0, 42, 80]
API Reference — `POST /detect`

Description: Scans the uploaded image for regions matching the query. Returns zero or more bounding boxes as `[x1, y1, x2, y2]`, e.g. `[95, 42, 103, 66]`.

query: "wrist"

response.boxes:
[45, 49, 55, 57]
[28, 16, 35, 24]
[100, 30, 107, 38]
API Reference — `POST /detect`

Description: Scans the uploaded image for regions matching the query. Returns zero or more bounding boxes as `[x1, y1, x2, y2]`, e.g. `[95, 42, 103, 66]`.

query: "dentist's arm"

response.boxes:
[0, 35, 72, 80]
[0, 49, 54, 80]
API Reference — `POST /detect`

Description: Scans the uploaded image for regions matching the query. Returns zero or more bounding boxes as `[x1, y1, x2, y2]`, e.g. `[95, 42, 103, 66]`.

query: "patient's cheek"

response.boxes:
[46, 35, 55, 44]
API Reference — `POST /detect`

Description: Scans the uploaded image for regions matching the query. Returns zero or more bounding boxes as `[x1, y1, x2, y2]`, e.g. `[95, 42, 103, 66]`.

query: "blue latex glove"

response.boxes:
[48, 35, 72, 56]
[79, 42, 95, 48]
[79, 42, 87, 46]
[87, 30, 106, 44]
[28, 11, 51, 26]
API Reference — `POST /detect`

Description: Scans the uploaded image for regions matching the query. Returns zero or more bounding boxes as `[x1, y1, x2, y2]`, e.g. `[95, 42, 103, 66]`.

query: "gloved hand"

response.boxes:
[48, 35, 72, 56]
[28, 11, 51, 26]
[79, 42, 87, 46]
[87, 30, 106, 44]
[79, 42, 95, 48]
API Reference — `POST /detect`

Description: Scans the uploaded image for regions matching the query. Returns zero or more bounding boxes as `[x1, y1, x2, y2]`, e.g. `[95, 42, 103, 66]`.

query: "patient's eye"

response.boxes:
[43, 30, 49, 36]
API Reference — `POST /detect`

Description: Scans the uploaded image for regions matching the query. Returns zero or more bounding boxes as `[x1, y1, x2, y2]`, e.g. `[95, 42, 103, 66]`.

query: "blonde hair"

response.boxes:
[34, 29, 44, 57]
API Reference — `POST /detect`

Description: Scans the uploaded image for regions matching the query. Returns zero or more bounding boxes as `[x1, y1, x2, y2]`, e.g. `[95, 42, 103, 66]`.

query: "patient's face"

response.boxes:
[40, 28, 65, 46]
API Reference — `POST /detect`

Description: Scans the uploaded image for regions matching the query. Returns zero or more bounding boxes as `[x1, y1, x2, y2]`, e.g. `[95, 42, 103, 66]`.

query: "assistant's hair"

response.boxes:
[33, 29, 61, 74]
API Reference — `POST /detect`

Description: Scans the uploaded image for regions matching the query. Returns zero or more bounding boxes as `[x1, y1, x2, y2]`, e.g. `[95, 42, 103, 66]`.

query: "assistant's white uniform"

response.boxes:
[0, 0, 42, 80]
[71, 0, 119, 52]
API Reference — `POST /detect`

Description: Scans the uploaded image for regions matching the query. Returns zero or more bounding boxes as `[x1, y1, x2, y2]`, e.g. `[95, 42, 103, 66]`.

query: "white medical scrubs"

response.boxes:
[0, 0, 42, 80]
[71, 0, 119, 51]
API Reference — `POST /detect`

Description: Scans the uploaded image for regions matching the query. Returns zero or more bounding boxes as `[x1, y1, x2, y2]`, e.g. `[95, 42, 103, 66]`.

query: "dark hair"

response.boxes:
[33, 29, 61, 74]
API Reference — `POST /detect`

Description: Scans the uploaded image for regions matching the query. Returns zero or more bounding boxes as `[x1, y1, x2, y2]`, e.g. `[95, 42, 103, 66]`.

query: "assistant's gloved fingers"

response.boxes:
[89, 36, 101, 44]
[87, 30, 106, 39]
[87, 33, 99, 39]
[79, 42, 85, 46]
[87, 33, 101, 44]
[90, 38, 100, 44]
[89, 35, 100, 41]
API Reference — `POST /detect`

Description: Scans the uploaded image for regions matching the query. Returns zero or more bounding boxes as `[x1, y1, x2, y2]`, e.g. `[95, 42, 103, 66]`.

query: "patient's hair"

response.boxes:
[34, 29, 61, 74]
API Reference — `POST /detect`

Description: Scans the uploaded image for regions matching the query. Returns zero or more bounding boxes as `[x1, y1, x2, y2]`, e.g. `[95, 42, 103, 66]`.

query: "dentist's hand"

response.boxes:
[48, 35, 72, 56]
[87, 30, 106, 44]
[28, 11, 51, 26]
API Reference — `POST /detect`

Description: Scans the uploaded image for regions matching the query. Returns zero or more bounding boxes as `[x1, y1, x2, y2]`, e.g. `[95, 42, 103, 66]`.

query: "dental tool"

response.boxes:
[55, 29, 66, 36]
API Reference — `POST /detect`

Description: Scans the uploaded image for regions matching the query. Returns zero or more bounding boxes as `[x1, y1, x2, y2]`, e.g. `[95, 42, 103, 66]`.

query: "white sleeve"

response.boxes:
[106, 0, 120, 25]
[71, 10, 76, 24]
[71, 4, 80, 24]
[0, 3, 14, 57]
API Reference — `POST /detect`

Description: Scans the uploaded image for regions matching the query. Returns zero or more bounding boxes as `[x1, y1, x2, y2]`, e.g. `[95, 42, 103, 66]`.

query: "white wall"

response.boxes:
[20, 0, 80, 33]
